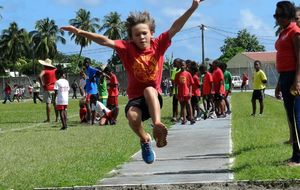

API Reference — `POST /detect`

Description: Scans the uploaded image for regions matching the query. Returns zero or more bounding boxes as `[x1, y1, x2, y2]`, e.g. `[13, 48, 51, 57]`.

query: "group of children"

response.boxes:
[170, 58, 232, 126]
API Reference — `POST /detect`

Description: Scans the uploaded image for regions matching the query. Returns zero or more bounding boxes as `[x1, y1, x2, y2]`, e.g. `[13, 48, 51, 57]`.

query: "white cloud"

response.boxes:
[239, 9, 275, 37]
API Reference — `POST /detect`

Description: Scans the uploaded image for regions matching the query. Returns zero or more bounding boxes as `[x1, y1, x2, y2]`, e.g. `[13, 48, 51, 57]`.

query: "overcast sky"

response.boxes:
[0, 0, 288, 63]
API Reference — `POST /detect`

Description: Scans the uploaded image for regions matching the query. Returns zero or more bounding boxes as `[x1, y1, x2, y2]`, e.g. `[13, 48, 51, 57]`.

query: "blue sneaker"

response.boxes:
[140, 135, 156, 164]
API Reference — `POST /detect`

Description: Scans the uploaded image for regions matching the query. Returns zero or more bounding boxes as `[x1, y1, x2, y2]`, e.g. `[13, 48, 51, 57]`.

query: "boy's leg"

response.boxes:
[45, 103, 51, 122]
[172, 95, 179, 121]
[60, 109, 67, 130]
[127, 107, 155, 164]
[144, 87, 168, 148]
[251, 99, 256, 115]
[187, 100, 195, 124]
[126, 106, 149, 142]
[180, 101, 186, 124]
[99, 117, 108, 126]
[259, 99, 264, 114]
[251, 91, 256, 116]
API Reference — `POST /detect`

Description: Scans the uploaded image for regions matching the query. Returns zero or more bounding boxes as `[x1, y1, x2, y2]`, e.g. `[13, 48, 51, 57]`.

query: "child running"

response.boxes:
[54, 69, 70, 130]
[61, 0, 203, 164]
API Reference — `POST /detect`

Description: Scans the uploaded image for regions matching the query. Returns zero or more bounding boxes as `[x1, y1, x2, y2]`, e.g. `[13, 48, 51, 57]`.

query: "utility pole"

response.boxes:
[200, 24, 205, 65]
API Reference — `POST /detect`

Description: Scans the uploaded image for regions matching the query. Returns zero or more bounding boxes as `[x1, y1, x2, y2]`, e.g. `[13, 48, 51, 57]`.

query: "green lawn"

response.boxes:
[2, 92, 300, 189]
[0, 96, 173, 190]
[231, 92, 300, 180]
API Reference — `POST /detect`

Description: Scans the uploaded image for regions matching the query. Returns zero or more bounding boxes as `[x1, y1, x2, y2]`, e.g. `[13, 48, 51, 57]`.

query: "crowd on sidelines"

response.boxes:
[169, 58, 233, 125]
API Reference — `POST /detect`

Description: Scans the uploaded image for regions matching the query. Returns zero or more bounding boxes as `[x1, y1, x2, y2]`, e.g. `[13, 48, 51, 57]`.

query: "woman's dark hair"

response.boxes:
[276, 1, 296, 20]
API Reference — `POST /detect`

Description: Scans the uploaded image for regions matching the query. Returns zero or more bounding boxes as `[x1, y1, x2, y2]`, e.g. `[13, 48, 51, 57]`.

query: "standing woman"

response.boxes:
[274, 1, 300, 166]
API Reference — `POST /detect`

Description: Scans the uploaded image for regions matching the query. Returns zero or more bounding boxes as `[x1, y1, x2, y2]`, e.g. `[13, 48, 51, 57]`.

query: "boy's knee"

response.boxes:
[127, 110, 142, 125]
[143, 87, 157, 96]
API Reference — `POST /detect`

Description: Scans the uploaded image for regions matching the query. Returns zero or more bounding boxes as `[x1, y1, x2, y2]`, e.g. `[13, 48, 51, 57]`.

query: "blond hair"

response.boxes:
[125, 11, 155, 39]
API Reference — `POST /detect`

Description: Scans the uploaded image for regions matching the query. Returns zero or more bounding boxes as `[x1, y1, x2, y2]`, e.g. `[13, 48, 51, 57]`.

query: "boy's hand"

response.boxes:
[191, 0, 203, 10]
[60, 26, 79, 34]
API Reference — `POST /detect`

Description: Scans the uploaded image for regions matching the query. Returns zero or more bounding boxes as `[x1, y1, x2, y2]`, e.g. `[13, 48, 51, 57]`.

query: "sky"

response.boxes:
[0, 0, 290, 64]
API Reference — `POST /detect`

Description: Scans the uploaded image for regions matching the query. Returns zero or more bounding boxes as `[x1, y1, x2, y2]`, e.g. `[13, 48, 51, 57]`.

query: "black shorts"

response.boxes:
[172, 94, 178, 109]
[125, 94, 163, 121]
[191, 96, 200, 106]
[252, 90, 264, 101]
[203, 94, 213, 101]
[214, 93, 224, 101]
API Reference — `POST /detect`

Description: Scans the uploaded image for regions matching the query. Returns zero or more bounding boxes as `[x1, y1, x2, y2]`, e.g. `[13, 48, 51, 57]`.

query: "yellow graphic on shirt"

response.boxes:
[180, 76, 187, 84]
[132, 55, 158, 83]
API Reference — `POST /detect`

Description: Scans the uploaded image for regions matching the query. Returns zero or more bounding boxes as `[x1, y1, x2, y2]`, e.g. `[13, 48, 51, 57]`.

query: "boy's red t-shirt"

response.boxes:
[212, 67, 225, 95]
[114, 32, 171, 100]
[202, 72, 213, 96]
[275, 22, 300, 72]
[42, 68, 57, 91]
[192, 73, 201, 97]
[108, 73, 119, 96]
[174, 71, 194, 99]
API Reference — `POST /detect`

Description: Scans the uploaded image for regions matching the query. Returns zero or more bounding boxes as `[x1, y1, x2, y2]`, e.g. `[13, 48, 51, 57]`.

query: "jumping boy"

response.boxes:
[61, 0, 203, 164]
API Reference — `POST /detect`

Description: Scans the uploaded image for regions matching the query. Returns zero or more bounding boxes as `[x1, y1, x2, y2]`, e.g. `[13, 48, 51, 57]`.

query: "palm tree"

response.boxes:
[69, 9, 100, 60]
[99, 12, 126, 67]
[0, 22, 29, 73]
[30, 18, 66, 60]
[99, 12, 126, 40]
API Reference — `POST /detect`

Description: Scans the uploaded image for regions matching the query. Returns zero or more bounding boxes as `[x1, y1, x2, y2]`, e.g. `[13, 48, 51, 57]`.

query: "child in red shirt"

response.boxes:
[79, 98, 88, 123]
[175, 60, 195, 125]
[190, 61, 202, 120]
[212, 60, 226, 118]
[103, 67, 119, 109]
[199, 64, 214, 115]
[61, 0, 203, 164]
[2, 82, 12, 104]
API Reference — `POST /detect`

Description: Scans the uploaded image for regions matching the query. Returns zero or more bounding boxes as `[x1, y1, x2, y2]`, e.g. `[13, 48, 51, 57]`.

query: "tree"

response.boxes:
[30, 18, 66, 60]
[0, 22, 29, 73]
[99, 12, 126, 40]
[69, 9, 100, 63]
[99, 12, 126, 67]
[219, 29, 265, 63]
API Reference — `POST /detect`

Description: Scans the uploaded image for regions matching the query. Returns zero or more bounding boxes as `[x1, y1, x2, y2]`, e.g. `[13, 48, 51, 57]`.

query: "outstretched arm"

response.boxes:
[168, 0, 203, 39]
[60, 26, 115, 49]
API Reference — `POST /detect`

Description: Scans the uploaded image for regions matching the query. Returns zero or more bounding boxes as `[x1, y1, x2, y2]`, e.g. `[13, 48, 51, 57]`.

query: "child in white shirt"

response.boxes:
[54, 70, 70, 130]
[90, 94, 118, 126]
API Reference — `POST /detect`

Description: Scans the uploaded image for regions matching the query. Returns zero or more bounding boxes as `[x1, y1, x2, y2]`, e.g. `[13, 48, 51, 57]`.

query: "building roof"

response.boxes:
[242, 51, 276, 63]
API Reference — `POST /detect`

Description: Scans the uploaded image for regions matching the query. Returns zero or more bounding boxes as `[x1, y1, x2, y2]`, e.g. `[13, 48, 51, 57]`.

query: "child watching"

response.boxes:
[79, 98, 88, 123]
[90, 94, 118, 126]
[61, 0, 203, 164]
[174, 60, 195, 125]
[54, 69, 70, 130]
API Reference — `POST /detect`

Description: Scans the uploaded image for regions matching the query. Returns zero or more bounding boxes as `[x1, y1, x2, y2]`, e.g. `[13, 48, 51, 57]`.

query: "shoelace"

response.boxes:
[142, 142, 151, 152]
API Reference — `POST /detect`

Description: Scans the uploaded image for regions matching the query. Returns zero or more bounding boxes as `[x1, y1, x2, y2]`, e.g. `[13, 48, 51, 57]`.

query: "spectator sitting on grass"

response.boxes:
[90, 94, 118, 126]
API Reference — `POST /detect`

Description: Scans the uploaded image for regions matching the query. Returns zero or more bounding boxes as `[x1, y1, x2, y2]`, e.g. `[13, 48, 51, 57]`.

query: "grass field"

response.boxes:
[2, 93, 300, 189]
[231, 92, 300, 180]
[0, 96, 173, 190]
